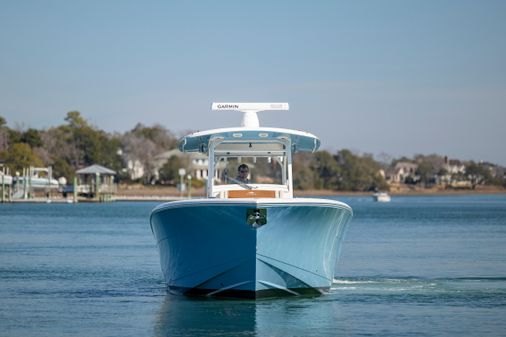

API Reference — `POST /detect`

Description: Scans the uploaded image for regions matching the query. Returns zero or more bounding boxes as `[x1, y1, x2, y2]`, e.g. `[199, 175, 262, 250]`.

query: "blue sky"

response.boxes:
[1, 1, 505, 165]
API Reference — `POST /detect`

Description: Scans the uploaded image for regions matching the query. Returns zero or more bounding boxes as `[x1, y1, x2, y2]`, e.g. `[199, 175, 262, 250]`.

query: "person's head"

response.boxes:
[237, 164, 249, 181]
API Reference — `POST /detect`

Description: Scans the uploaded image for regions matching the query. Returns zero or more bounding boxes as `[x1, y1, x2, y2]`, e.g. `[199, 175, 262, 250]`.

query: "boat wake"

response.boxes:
[330, 277, 506, 306]
[332, 277, 437, 292]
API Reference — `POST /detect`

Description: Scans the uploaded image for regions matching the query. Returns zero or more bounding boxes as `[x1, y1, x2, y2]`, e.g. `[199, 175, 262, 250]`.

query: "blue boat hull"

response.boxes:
[150, 198, 352, 298]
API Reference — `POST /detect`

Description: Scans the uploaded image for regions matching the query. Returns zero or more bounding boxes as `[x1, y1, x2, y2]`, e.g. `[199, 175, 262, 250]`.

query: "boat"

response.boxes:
[372, 192, 391, 202]
[10, 167, 59, 199]
[150, 103, 353, 298]
[13, 176, 59, 189]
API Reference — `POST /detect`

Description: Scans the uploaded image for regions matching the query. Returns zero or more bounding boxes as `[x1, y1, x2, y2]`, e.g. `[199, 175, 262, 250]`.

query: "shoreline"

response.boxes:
[2, 185, 504, 203]
[117, 184, 506, 196]
[294, 186, 506, 197]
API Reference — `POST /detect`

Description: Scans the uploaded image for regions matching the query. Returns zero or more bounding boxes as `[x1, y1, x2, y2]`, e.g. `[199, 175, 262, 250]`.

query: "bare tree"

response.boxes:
[120, 123, 178, 183]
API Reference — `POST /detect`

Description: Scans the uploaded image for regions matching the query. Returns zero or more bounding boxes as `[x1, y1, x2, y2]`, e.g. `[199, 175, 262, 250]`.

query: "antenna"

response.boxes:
[211, 102, 289, 128]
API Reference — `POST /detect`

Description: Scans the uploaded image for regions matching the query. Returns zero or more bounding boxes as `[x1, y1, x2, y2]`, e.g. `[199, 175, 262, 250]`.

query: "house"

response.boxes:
[388, 162, 418, 183]
[126, 159, 145, 180]
[443, 156, 465, 175]
[438, 157, 467, 186]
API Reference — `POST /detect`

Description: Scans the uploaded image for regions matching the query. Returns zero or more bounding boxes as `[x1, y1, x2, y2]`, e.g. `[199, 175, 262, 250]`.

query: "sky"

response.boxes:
[1, 0, 505, 165]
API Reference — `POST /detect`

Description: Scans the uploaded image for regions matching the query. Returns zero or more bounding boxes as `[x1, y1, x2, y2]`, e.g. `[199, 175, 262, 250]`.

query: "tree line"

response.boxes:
[1, 112, 504, 191]
[0, 112, 177, 183]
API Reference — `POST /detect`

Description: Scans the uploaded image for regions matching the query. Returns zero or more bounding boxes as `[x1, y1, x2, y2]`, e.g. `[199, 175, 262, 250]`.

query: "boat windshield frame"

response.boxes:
[207, 136, 293, 198]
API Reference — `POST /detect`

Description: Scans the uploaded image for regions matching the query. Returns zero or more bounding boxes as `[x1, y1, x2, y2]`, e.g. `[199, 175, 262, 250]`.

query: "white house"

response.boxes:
[389, 162, 419, 183]
[443, 157, 466, 175]
[127, 159, 145, 180]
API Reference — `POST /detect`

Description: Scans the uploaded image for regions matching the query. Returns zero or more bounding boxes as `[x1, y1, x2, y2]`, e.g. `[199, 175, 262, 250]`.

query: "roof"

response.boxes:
[153, 149, 181, 161]
[155, 149, 210, 161]
[394, 162, 418, 169]
[179, 127, 321, 154]
[76, 164, 116, 175]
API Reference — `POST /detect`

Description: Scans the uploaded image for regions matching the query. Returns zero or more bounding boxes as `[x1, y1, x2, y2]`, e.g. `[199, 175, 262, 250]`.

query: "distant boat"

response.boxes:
[150, 103, 353, 298]
[13, 176, 59, 189]
[11, 171, 60, 199]
[373, 192, 391, 202]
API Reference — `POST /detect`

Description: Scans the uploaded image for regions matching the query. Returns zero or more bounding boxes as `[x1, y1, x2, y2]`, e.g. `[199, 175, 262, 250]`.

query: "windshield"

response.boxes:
[214, 156, 285, 186]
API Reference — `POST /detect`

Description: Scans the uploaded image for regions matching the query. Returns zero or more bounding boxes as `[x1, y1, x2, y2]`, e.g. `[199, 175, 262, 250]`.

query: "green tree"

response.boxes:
[465, 162, 493, 188]
[334, 149, 389, 191]
[0, 116, 8, 153]
[158, 156, 183, 185]
[311, 151, 340, 189]
[129, 123, 177, 150]
[20, 128, 43, 148]
[51, 157, 75, 181]
[438, 167, 448, 176]
[37, 111, 124, 182]
[416, 161, 435, 187]
[293, 153, 317, 190]
[64, 111, 88, 129]
[7, 128, 22, 144]
[3, 143, 43, 172]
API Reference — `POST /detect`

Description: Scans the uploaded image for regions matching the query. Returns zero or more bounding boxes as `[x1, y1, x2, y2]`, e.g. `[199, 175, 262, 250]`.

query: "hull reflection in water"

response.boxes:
[150, 199, 352, 298]
[154, 295, 256, 336]
[154, 292, 345, 337]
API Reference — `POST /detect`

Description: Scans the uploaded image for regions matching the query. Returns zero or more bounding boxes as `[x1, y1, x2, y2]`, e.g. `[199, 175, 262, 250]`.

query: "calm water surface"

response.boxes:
[1, 195, 506, 336]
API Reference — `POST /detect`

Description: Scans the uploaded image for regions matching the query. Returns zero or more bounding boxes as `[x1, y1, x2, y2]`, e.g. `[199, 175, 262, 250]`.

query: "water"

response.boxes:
[1, 195, 505, 336]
